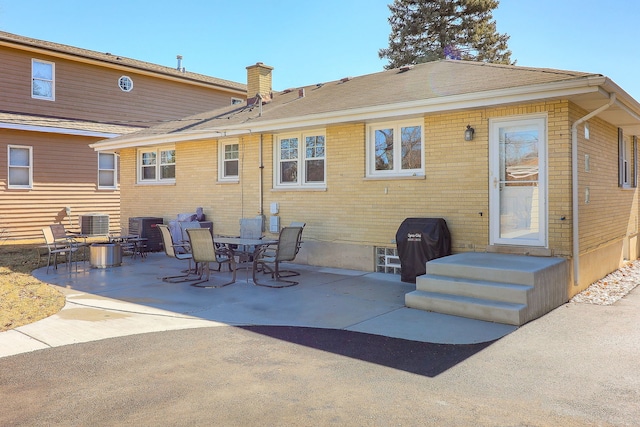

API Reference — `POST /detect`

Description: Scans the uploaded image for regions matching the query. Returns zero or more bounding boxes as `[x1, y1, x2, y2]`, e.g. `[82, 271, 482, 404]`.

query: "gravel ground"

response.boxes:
[570, 259, 640, 305]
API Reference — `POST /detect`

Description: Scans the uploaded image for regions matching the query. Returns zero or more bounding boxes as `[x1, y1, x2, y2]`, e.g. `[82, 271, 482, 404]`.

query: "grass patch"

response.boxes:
[0, 244, 66, 332]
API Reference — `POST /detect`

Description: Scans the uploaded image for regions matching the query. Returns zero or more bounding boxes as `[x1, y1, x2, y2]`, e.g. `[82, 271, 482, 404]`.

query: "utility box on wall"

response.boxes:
[269, 216, 280, 233]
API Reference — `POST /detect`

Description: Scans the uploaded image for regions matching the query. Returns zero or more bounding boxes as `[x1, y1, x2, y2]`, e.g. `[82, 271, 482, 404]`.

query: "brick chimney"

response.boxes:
[246, 62, 273, 105]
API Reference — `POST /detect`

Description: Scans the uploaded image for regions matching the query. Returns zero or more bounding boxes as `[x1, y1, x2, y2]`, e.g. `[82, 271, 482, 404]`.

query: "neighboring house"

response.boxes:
[0, 31, 246, 240]
[92, 60, 640, 300]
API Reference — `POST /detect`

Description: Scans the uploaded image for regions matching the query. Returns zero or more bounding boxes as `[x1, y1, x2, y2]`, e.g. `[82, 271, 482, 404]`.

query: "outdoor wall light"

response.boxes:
[464, 124, 475, 141]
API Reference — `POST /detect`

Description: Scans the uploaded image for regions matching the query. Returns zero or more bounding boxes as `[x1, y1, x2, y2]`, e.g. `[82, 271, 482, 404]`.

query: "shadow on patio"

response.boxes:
[30, 252, 515, 376]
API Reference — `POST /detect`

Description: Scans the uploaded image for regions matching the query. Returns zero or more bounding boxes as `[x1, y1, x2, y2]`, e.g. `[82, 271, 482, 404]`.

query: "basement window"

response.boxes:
[376, 247, 401, 275]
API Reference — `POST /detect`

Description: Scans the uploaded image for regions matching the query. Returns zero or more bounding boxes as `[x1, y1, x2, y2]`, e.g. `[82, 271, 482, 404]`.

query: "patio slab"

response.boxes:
[6, 253, 520, 358]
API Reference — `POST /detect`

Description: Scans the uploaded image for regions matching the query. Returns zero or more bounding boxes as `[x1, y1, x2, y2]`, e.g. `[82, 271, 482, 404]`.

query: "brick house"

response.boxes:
[92, 60, 640, 321]
[0, 31, 246, 240]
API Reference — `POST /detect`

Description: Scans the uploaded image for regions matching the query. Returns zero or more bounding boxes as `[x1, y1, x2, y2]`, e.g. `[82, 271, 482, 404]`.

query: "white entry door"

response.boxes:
[489, 116, 547, 247]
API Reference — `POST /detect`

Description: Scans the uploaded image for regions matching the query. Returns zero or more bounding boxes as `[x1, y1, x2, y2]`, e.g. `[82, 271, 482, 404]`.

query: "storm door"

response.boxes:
[489, 116, 547, 247]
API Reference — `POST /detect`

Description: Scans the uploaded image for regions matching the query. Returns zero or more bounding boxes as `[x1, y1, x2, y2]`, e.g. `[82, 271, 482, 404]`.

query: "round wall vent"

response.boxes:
[118, 76, 133, 92]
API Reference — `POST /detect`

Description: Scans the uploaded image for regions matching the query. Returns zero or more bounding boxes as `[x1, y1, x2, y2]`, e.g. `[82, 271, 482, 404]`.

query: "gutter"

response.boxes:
[91, 76, 609, 152]
[570, 92, 616, 286]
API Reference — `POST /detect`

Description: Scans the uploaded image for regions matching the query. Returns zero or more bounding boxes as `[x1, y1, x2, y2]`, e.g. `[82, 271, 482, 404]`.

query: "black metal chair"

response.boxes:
[42, 226, 78, 273]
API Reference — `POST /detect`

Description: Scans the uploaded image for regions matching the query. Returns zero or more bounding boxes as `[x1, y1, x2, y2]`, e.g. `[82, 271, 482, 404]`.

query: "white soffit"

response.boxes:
[0, 122, 121, 138]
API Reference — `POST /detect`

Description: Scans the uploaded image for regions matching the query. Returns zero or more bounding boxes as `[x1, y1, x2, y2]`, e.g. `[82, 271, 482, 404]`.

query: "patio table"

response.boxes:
[214, 236, 277, 282]
[109, 235, 148, 259]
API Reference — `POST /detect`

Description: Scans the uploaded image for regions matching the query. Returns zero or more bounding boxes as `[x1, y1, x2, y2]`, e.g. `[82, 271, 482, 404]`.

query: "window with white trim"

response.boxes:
[231, 97, 243, 105]
[98, 152, 117, 189]
[218, 139, 239, 182]
[618, 129, 637, 188]
[8, 145, 33, 189]
[366, 120, 424, 177]
[32, 59, 54, 100]
[275, 131, 325, 188]
[138, 147, 176, 183]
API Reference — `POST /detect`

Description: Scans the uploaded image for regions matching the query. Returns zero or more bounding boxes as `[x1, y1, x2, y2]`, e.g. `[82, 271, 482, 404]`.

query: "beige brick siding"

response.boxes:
[119, 100, 637, 283]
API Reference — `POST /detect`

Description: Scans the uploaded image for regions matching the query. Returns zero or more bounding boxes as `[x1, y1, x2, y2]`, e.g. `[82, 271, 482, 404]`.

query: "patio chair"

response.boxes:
[289, 222, 306, 256]
[240, 217, 263, 239]
[236, 217, 263, 263]
[157, 224, 197, 283]
[50, 223, 90, 261]
[186, 228, 236, 288]
[256, 222, 305, 275]
[252, 226, 304, 288]
[179, 221, 202, 246]
[42, 226, 79, 273]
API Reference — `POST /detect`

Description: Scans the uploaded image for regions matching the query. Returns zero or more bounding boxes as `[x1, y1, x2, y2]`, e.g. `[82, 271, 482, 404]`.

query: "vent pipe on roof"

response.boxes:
[176, 55, 185, 72]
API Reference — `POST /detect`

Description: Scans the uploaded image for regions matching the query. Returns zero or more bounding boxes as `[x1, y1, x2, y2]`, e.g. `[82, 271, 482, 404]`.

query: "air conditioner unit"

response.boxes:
[129, 217, 163, 252]
[80, 214, 109, 235]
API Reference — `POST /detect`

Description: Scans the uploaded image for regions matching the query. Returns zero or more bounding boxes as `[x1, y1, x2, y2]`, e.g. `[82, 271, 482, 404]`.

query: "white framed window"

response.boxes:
[218, 139, 239, 182]
[98, 152, 118, 189]
[274, 131, 326, 188]
[231, 97, 243, 105]
[366, 119, 424, 177]
[32, 59, 54, 100]
[137, 146, 176, 184]
[618, 129, 637, 188]
[118, 76, 133, 92]
[8, 145, 33, 189]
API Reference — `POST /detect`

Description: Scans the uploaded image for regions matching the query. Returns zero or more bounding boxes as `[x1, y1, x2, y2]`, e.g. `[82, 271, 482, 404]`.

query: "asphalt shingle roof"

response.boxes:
[104, 60, 599, 143]
[0, 111, 144, 135]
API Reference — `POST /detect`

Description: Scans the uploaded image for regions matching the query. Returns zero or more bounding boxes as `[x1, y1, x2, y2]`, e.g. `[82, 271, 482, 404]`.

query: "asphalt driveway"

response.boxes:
[2, 286, 639, 426]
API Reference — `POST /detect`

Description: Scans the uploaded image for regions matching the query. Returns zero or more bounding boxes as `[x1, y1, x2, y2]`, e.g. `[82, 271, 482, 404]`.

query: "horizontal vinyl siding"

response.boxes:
[0, 47, 31, 110]
[0, 46, 243, 126]
[0, 130, 119, 241]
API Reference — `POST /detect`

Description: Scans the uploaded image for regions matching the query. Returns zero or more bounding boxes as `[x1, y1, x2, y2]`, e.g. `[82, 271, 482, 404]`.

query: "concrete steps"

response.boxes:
[405, 252, 569, 326]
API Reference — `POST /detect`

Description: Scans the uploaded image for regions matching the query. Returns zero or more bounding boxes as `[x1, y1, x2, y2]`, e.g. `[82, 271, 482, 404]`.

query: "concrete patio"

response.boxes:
[3, 253, 640, 425]
[1, 252, 517, 358]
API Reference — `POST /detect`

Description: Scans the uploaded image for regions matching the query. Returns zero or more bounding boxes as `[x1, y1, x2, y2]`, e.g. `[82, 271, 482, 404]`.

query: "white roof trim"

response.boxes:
[1, 122, 121, 138]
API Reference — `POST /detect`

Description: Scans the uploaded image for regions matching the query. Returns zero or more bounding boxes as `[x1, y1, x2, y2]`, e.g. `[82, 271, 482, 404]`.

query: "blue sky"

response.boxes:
[1, 0, 639, 99]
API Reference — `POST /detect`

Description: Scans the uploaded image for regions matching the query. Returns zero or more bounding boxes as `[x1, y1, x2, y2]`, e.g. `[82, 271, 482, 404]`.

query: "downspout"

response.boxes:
[571, 92, 616, 286]
[259, 134, 264, 219]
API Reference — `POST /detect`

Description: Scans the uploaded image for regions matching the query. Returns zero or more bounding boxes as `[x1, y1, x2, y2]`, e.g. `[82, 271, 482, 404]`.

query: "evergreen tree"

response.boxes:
[379, 0, 514, 69]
